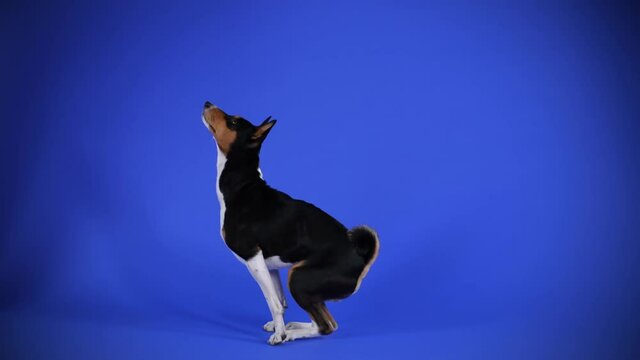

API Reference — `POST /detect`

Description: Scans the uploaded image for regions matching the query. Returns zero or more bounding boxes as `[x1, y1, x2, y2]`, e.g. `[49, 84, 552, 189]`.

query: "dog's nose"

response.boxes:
[204, 101, 214, 109]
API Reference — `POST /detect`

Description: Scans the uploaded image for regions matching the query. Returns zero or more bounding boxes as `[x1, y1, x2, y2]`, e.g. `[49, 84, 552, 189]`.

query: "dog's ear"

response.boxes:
[251, 116, 277, 142]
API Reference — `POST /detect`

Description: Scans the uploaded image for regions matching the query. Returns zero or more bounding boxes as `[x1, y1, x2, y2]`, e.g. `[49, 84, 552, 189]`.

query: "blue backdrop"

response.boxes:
[2, 1, 639, 359]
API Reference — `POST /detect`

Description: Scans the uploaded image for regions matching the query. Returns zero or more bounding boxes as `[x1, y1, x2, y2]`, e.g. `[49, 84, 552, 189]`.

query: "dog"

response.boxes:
[201, 101, 379, 345]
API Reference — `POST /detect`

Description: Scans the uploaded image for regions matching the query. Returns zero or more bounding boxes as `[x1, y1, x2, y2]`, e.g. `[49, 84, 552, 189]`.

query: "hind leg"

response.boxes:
[286, 263, 345, 340]
[281, 306, 340, 341]
[286, 322, 315, 330]
[305, 302, 338, 334]
[264, 321, 316, 332]
[284, 323, 321, 341]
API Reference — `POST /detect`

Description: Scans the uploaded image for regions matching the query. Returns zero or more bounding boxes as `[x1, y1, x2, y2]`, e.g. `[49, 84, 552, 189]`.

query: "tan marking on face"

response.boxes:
[203, 107, 237, 155]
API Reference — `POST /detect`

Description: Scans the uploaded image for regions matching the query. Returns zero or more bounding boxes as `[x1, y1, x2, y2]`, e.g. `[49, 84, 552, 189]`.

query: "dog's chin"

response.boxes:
[202, 116, 216, 134]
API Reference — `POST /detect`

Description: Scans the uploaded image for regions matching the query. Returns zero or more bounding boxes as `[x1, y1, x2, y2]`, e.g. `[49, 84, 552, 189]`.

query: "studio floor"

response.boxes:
[2, 308, 632, 360]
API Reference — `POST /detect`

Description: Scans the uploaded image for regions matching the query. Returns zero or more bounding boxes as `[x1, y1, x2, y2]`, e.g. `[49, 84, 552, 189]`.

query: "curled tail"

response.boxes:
[348, 225, 380, 293]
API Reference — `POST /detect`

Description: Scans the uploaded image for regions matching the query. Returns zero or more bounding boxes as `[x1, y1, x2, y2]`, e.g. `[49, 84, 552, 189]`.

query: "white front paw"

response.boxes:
[268, 331, 287, 345]
[263, 321, 275, 332]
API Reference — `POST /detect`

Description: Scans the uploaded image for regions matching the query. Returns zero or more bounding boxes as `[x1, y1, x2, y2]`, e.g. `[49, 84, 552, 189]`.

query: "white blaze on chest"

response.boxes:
[216, 147, 228, 236]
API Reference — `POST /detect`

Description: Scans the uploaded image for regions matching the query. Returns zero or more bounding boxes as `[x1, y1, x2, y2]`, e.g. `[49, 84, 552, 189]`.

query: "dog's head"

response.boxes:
[202, 101, 276, 156]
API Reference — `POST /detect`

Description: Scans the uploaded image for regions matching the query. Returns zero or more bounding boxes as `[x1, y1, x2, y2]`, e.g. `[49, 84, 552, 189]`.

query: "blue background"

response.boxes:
[2, 1, 639, 359]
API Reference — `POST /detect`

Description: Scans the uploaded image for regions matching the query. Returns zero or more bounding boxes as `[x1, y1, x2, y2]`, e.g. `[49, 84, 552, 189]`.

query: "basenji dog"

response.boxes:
[201, 101, 379, 345]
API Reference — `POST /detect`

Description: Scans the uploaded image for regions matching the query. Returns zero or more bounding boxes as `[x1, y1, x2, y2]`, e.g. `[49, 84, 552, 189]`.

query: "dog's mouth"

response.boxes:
[203, 101, 220, 135]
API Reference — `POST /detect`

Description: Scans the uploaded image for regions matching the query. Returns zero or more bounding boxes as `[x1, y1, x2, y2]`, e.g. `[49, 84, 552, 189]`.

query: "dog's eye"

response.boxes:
[231, 118, 238, 126]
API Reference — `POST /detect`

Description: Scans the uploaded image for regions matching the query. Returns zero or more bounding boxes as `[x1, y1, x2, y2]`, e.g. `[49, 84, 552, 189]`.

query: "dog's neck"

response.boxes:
[216, 146, 228, 185]
[217, 147, 264, 208]
[216, 147, 228, 231]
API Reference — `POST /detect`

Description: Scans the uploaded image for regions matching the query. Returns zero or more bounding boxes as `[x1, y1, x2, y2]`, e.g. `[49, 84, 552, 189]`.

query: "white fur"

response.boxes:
[265, 256, 292, 270]
[202, 114, 228, 239]
[246, 250, 287, 345]
[283, 326, 321, 342]
[270, 269, 287, 308]
[202, 115, 213, 132]
[214, 146, 246, 263]
[215, 146, 227, 235]
[263, 321, 321, 342]
[264, 321, 315, 332]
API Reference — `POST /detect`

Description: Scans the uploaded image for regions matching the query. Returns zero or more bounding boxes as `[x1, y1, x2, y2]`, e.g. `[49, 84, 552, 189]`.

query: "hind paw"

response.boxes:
[265, 321, 314, 332]
[285, 322, 315, 330]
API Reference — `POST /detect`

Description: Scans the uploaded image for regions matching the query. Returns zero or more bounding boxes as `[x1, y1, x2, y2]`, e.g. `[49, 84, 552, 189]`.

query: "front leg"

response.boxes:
[263, 269, 289, 333]
[270, 269, 288, 308]
[246, 251, 286, 345]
